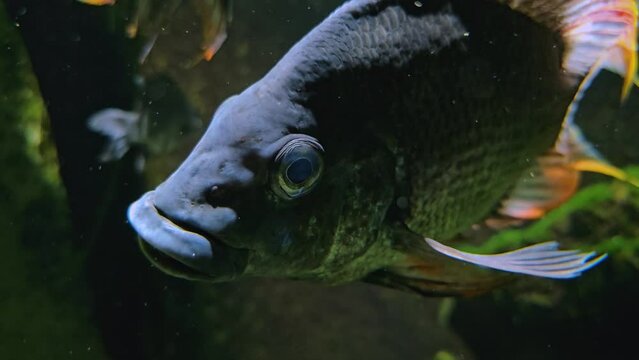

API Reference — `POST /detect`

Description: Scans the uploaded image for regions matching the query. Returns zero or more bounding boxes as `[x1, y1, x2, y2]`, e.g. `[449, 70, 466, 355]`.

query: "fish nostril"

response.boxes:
[205, 185, 230, 206]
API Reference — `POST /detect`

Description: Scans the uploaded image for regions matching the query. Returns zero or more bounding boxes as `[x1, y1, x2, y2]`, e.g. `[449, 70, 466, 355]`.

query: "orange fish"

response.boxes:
[76, 0, 116, 6]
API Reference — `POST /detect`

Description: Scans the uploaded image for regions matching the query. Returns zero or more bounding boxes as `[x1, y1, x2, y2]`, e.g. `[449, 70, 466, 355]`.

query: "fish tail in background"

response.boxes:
[196, 0, 232, 62]
[492, 0, 639, 220]
[176, 0, 233, 67]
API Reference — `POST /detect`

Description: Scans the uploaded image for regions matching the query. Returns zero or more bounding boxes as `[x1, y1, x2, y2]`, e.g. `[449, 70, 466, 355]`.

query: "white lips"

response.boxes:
[127, 191, 214, 266]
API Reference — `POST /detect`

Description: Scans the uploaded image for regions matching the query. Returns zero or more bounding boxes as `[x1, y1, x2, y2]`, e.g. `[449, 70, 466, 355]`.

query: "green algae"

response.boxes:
[0, 4, 107, 358]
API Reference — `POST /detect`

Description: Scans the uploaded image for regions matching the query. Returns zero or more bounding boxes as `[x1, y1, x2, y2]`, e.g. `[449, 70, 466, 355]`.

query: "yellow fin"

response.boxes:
[557, 124, 639, 187]
[572, 159, 639, 187]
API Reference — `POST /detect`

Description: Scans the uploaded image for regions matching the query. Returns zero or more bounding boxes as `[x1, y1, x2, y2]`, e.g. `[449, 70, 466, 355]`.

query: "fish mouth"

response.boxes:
[127, 191, 248, 281]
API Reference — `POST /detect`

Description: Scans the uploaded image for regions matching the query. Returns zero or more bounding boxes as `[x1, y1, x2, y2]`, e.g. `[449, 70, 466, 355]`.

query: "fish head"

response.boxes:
[128, 83, 397, 282]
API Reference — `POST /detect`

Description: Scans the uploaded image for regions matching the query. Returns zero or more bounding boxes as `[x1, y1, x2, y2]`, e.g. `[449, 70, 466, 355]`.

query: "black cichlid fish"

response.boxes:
[128, 0, 638, 296]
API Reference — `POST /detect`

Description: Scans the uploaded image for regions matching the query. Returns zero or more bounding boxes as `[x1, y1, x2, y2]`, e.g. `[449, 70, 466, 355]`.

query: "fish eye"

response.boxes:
[272, 137, 324, 200]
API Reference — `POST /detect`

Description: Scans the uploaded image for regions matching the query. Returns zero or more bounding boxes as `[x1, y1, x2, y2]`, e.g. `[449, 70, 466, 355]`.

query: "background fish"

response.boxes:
[77, 0, 233, 67]
[128, 0, 638, 296]
[77, 0, 115, 5]
[88, 74, 201, 171]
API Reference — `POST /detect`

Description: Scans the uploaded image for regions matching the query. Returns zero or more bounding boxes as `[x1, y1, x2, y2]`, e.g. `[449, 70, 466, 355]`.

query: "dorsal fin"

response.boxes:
[491, 0, 639, 220]
[496, 0, 637, 98]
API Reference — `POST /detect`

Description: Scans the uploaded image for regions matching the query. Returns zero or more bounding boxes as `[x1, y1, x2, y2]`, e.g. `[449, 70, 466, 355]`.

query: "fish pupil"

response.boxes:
[286, 158, 313, 185]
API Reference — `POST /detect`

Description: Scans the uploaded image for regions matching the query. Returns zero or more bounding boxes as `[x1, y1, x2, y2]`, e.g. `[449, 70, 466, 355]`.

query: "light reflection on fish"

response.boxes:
[127, 0, 638, 296]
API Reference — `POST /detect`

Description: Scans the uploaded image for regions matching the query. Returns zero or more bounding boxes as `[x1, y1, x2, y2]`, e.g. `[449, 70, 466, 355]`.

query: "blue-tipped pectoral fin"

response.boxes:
[369, 228, 604, 297]
[425, 238, 607, 279]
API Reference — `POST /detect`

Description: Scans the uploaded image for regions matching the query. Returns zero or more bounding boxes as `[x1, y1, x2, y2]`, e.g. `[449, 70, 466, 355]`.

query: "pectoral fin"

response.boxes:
[367, 228, 605, 297]
[424, 238, 606, 279]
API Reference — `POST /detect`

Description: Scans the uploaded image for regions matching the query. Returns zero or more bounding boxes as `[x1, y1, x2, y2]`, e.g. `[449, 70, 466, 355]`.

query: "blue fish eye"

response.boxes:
[286, 158, 313, 184]
[272, 137, 324, 200]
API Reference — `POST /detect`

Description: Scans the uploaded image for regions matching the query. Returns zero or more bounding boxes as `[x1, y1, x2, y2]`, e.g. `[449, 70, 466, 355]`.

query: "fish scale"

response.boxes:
[290, 0, 569, 264]
[370, 6, 569, 239]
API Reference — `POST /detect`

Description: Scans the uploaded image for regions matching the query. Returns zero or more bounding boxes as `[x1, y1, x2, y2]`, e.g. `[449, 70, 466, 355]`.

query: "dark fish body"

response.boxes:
[239, 0, 567, 278]
[128, 0, 634, 294]
[284, 1, 570, 241]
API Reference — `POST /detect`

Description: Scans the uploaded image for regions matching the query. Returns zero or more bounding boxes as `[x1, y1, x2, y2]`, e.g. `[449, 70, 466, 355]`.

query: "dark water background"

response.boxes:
[1, 1, 639, 359]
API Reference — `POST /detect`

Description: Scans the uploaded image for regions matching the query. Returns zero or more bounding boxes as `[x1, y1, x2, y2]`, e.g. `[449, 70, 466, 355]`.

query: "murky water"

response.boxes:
[2, 1, 639, 359]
